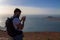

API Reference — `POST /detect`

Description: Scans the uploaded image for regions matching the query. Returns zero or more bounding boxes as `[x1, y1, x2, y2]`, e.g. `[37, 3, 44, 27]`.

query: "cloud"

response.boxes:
[0, 5, 60, 15]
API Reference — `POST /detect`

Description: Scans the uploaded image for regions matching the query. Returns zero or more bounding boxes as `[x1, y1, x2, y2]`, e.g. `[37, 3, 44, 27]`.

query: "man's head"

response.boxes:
[14, 8, 21, 18]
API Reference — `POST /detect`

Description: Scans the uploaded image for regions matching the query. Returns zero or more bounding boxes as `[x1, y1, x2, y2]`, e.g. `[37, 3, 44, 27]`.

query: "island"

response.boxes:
[46, 16, 60, 21]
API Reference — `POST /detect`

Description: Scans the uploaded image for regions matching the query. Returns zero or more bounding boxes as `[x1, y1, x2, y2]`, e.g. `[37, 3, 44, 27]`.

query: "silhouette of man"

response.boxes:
[6, 8, 26, 40]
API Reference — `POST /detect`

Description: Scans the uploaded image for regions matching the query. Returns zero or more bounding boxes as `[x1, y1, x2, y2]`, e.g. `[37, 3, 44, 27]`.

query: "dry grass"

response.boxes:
[0, 30, 60, 40]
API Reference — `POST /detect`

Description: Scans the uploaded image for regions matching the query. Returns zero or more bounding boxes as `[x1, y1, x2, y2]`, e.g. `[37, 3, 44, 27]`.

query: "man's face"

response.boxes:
[15, 11, 21, 17]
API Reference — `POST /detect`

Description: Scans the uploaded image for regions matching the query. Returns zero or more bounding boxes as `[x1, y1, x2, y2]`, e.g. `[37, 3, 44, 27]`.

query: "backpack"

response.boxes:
[5, 17, 23, 37]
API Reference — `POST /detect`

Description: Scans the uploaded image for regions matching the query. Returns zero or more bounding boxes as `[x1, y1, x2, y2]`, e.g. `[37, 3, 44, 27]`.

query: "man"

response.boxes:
[6, 8, 26, 40]
[12, 8, 26, 40]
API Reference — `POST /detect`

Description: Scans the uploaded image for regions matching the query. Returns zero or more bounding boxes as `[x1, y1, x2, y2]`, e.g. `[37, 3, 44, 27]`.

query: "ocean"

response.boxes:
[0, 15, 60, 32]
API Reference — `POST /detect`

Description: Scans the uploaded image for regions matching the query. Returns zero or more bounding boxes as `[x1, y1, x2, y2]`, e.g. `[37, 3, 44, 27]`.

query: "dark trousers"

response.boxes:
[13, 34, 24, 40]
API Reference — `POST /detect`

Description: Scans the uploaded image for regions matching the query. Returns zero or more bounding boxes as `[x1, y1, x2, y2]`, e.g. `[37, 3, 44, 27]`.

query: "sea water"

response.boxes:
[0, 15, 60, 32]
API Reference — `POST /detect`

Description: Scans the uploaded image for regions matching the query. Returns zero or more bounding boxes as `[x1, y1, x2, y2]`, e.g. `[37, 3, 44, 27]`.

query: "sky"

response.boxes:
[0, 0, 60, 15]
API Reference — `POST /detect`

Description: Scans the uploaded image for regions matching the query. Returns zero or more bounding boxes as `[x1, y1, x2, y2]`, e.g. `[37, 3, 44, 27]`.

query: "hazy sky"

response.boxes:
[0, 0, 60, 15]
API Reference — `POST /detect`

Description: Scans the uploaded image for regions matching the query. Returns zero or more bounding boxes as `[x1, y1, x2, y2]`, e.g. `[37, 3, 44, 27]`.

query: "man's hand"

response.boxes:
[21, 16, 26, 22]
[18, 16, 26, 30]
